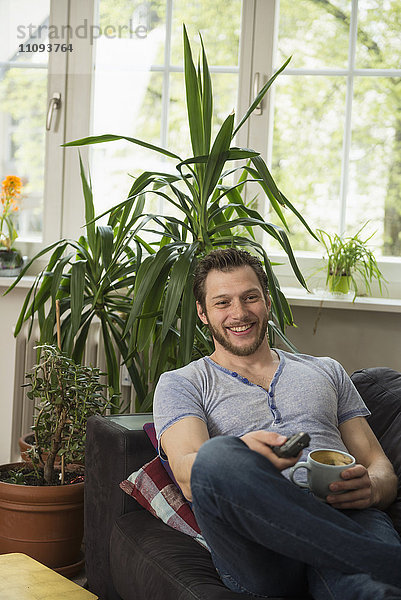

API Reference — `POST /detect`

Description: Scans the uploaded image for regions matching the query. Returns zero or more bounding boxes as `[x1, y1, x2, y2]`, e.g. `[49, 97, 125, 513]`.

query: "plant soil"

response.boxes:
[0, 463, 84, 486]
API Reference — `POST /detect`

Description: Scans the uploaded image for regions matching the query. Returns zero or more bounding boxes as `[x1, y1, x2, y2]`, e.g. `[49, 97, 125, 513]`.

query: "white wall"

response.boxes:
[285, 304, 401, 374]
[0, 279, 32, 465]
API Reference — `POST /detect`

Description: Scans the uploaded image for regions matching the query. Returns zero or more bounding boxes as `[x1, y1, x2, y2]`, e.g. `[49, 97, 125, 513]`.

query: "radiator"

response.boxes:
[10, 320, 134, 462]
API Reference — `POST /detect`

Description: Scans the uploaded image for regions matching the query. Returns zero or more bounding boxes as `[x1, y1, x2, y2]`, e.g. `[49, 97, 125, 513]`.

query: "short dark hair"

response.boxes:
[193, 248, 269, 310]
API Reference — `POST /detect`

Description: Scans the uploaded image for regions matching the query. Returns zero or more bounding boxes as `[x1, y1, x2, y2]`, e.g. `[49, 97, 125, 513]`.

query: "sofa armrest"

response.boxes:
[85, 415, 156, 599]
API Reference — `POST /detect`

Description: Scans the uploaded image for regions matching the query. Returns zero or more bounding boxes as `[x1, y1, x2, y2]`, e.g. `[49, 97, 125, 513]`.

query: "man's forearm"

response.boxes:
[171, 452, 198, 502]
[369, 459, 398, 510]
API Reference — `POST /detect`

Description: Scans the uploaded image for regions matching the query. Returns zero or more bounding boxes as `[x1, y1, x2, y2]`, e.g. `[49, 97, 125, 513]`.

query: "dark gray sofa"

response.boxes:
[84, 367, 401, 600]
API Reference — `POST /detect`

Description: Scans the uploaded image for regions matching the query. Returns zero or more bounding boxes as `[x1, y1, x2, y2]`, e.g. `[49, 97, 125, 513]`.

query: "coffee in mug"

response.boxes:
[289, 448, 355, 500]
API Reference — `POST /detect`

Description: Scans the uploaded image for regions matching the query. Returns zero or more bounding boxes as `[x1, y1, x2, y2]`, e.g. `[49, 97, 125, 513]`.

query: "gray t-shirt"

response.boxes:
[153, 350, 370, 478]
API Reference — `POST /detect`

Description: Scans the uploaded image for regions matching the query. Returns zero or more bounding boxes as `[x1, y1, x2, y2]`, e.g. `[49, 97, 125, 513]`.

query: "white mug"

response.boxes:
[289, 448, 355, 500]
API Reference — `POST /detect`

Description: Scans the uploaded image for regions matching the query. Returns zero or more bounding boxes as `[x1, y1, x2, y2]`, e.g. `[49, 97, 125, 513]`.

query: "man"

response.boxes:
[154, 248, 401, 599]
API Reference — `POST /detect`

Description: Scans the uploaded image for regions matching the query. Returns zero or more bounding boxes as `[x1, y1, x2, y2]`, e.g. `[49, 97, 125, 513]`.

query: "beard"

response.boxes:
[206, 313, 269, 357]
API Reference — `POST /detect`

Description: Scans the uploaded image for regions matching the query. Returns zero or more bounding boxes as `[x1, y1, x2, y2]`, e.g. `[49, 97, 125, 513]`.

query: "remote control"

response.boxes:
[271, 432, 311, 458]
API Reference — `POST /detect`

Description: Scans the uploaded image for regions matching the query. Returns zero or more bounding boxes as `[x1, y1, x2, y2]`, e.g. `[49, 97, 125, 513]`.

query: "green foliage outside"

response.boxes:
[272, 0, 401, 256]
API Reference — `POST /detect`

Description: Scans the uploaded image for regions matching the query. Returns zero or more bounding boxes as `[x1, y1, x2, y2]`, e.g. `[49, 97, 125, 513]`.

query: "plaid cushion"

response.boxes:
[120, 456, 209, 551]
[143, 422, 181, 489]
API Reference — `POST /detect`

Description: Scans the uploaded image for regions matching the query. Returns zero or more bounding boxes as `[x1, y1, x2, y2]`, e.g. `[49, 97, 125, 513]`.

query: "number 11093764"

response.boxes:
[18, 43, 73, 53]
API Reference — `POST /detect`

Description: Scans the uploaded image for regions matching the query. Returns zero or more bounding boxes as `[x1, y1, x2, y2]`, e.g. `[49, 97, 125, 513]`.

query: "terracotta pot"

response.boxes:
[0, 462, 84, 576]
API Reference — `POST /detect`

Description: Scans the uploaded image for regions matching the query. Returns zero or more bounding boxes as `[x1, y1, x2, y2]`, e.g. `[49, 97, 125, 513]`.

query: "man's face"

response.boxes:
[196, 266, 270, 357]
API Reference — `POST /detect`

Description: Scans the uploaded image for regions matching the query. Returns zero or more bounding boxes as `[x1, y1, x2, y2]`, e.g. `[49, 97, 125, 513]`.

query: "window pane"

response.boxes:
[170, 0, 241, 66]
[91, 0, 242, 218]
[0, 0, 49, 242]
[277, 0, 351, 69]
[269, 76, 346, 251]
[347, 77, 401, 256]
[356, 1, 401, 69]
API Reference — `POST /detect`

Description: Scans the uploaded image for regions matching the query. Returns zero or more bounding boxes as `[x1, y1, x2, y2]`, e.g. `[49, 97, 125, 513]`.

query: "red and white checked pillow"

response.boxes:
[120, 457, 209, 550]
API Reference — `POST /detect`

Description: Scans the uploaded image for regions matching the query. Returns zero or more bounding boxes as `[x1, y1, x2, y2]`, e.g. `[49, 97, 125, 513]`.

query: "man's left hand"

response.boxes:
[326, 464, 376, 509]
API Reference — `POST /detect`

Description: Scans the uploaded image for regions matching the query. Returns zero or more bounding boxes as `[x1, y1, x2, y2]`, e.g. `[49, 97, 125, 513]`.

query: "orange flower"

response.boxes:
[1, 175, 22, 250]
[1, 175, 22, 199]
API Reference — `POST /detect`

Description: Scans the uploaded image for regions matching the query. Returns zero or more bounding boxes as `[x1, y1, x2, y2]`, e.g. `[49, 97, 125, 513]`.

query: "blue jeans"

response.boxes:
[190, 436, 401, 599]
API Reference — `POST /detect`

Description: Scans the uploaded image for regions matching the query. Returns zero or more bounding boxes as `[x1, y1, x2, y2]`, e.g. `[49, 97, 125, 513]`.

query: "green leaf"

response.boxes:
[183, 25, 205, 159]
[99, 315, 120, 396]
[161, 243, 199, 344]
[247, 158, 288, 230]
[70, 260, 87, 337]
[179, 256, 198, 366]
[125, 244, 180, 335]
[200, 33, 212, 154]
[280, 191, 319, 241]
[202, 113, 234, 202]
[268, 320, 299, 353]
[136, 263, 171, 352]
[79, 154, 96, 251]
[72, 313, 95, 363]
[99, 226, 114, 271]
[63, 133, 181, 160]
[5, 239, 68, 296]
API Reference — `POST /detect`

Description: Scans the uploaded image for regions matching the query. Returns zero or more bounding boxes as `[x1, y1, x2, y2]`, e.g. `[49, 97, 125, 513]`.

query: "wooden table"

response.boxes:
[0, 553, 98, 599]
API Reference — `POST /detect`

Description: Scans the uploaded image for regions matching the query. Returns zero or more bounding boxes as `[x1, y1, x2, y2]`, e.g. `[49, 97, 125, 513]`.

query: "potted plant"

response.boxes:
[61, 26, 318, 410]
[6, 158, 144, 405]
[317, 224, 386, 298]
[0, 175, 24, 276]
[8, 26, 318, 413]
[0, 343, 115, 576]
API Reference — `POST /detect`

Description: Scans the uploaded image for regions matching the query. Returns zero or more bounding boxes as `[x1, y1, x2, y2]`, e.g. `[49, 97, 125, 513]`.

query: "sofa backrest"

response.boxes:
[351, 367, 401, 534]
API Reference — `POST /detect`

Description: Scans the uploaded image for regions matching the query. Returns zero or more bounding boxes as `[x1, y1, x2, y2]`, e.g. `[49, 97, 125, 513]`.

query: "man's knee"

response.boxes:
[191, 435, 242, 487]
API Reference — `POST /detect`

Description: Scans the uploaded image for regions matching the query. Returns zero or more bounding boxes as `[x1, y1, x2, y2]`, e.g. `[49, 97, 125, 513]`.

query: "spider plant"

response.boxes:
[317, 224, 386, 298]
[61, 25, 318, 410]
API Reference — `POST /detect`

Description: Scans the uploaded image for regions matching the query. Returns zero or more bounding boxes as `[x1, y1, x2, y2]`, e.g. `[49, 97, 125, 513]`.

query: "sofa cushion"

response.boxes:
[351, 367, 401, 534]
[110, 510, 310, 600]
[143, 422, 181, 489]
[120, 456, 208, 549]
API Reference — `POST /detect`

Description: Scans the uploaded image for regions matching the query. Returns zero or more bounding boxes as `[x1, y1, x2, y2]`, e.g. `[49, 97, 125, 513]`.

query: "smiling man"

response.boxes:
[153, 248, 401, 599]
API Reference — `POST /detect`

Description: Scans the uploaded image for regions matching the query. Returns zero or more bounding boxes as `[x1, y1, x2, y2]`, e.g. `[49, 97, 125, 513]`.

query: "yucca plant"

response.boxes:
[5, 156, 145, 409]
[62, 26, 318, 410]
[317, 224, 386, 298]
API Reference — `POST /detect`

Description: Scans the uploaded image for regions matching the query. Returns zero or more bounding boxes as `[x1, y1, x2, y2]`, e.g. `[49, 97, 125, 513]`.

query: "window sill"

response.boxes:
[2, 278, 400, 314]
[282, 287, 401, 313]
[0, 275, 36, 291]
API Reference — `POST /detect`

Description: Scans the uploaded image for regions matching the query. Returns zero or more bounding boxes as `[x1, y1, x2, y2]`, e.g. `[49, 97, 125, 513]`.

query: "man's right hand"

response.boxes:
[240, 430, 301, 470]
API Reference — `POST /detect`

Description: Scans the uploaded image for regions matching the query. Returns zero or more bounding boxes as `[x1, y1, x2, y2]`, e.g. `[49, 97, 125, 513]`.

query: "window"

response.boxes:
[0, 1, 51, 243]
[235, 0, 401, 295]
[239, 1, 401, 263]
[0, 0, 71, 251]
[272, 0, 401, 259]
[2, 1, 401, 296]
[90, 0, 243, 217]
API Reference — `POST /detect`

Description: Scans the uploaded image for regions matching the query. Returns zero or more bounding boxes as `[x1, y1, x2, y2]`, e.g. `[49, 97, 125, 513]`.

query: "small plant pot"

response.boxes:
[0, 248, 24, 276]
[328, 273, 351, 295]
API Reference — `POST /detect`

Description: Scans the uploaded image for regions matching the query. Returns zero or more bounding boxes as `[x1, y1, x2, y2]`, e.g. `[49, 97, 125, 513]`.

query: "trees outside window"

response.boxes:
[269, 0, 401, 258]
